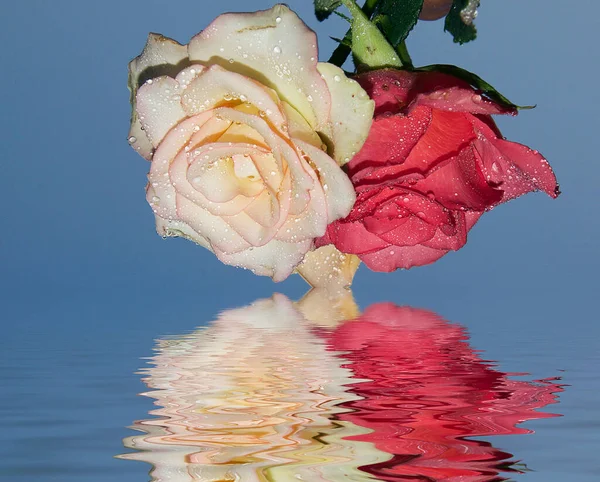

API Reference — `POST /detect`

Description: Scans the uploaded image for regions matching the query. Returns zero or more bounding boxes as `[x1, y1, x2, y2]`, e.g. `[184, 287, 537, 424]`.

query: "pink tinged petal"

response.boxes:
[213, 238, 313, 282]
[175, 194, 250, 254]
[216, 170, 291, 247]
[359, 244, 449, 271]
[173, 64, 205, 89]
[147, 115, 211, 222]
[127, 119, 154, 160]
[136, 76, 188, 148]
[277, 166, 328, 243]
[217, 121, 270, 151]
[181, 65, 286, 128]
[128, 34, 188, 160]
[154, 215, 212, 251]
[184, 143, 268, 203]
[473, 129, 560, 201]
[218, 209, 278, 247]
[170, 144, 257, 218]
[295, 140, 356, 221]
[212, 107, 313, 215]
[213, 108, 312, 185]
[187, 4, 331, 131]
[316, 63, 375, 165]
[348, 106, 431, 184]
[188, 113, 233, 147]
[241, 189, 280, 228]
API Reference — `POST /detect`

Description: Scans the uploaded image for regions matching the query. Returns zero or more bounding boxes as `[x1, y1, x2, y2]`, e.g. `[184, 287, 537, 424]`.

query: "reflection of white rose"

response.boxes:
[120, 294, 388, 481]
[128, 5, 374, 281]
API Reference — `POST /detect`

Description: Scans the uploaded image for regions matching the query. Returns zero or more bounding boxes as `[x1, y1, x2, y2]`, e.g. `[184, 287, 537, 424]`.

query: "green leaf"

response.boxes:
[342, 0, 403, 70]
[314, 0, 343, 21]
[415, 64, 534, 110]
[373, 0, 424, 47]
[444, 0, 479, 44]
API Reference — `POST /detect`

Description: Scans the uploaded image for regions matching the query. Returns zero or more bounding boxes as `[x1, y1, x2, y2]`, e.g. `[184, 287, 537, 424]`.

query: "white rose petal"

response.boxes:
[317, 63, 375, 165]
[188, 4, 331, 131]
[128, 6, 374, 281]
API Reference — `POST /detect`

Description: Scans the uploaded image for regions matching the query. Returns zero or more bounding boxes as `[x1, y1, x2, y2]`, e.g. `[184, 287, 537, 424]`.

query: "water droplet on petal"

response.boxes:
[275, 16, 282, 23]
[333, 75, 341, 82]
[273, 46, 282, 54]
[128, 136, 137, 144]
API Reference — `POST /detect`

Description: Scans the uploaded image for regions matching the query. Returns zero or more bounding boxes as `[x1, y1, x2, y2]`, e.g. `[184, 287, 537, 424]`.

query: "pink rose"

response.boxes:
[127, 5, 374, 281]
[317, 69, 559, 271]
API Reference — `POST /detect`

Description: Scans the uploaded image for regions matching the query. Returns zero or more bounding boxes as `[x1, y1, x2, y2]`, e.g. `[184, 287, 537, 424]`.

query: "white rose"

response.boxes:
[128, 5, 374, 281]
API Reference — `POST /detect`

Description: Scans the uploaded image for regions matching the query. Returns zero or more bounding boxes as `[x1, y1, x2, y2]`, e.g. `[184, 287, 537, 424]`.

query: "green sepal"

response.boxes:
[372, 0, 424, 47]
[314, 0, 343, 21]
[342, 0, 403, 70]
[415, 64, 535, 110]
[444, 0, 479, 44]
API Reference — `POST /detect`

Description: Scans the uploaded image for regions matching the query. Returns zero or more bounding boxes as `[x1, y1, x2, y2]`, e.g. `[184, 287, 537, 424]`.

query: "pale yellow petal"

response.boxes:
[316, 63, 375, 165]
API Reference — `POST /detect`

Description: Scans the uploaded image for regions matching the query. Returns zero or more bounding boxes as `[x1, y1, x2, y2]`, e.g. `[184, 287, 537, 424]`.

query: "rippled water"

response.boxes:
[115, 293, 565, 481]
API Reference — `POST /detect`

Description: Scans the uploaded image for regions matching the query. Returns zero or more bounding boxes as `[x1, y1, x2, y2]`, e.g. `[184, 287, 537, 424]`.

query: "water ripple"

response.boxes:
[118, 293, 563, 481]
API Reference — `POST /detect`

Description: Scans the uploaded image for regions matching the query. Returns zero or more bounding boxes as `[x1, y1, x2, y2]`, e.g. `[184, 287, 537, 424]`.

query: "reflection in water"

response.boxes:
[321, 303, 564, 481]
[119, 293, 563, 481]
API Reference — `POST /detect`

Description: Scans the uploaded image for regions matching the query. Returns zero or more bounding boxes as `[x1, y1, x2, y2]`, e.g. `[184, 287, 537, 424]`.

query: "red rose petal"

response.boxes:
[319, 220, 390, 255]
[348, 106, 431, 184]
[360, 244, 449, 271]
[355, 69, 416, 114]
[414, 146, 503, 211]
[402, 110, 476, 173]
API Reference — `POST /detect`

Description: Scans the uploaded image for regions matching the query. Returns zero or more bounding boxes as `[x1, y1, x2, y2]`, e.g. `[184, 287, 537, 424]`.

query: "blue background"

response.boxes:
[1, 1, 598, 480]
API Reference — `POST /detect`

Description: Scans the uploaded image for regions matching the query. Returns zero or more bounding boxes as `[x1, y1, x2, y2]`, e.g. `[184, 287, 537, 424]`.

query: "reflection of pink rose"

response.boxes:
[128, 6, 373, 281]
[317, 69, 559, 271]
[323, 303, 563, 481]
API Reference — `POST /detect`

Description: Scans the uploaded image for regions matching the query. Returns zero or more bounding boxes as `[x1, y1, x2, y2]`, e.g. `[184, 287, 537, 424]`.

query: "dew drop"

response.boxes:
[151, 196, 160, 203]
[333, 75, 341, 82]
[273, 46, 282, 54]
[128, 136, 137, 144]
[275, 16, 282, 23]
